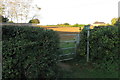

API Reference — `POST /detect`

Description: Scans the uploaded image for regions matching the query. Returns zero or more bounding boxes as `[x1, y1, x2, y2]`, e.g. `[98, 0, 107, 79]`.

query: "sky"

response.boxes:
[32, 0, 120, 25]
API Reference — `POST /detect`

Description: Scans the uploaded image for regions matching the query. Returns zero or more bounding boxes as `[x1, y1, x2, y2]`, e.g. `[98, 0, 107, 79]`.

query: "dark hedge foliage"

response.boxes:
[2, 25, 60, 79]
[77, 26, 119, 71]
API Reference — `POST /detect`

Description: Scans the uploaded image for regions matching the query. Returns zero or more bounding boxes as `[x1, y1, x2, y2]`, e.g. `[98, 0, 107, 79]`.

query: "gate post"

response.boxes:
[87, 29, 90, 62]
[75, 33, 80, 57]
[76, 34, 80, 45]
[84, 25, 90, 62]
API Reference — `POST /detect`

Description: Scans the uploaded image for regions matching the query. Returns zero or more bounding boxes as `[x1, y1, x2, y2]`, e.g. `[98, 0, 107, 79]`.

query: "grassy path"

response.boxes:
[57, 59, 119, 78]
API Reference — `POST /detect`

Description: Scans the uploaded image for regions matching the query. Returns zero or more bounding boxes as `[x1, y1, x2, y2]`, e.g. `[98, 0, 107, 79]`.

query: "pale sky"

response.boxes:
[32, 0, 119, 25]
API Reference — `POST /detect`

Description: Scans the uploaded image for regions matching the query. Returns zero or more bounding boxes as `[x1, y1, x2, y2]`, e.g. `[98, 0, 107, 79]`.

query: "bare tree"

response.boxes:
[0, 0, 5, 16]
[31, 4, 41, 20]
[3, 0, 33, 23]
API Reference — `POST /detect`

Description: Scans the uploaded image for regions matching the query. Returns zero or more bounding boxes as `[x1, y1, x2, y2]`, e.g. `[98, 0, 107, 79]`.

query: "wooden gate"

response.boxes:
[59, 33, 80, 61]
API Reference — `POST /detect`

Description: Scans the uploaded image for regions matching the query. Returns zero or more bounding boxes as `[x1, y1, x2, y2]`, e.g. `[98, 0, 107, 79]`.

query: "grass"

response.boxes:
[59, 34, 77, 55]
[60, 48, 75, 54]
[57, 59, 119, 78]
[59, 42, 76, 60]
[59, 38, 76, 60]
[60, 42, 75, 48]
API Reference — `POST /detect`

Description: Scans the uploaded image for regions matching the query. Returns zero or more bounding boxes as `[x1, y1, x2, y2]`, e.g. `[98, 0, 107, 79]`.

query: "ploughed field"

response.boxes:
[36, 25, 81, 40]
[36, 25, 81, 32]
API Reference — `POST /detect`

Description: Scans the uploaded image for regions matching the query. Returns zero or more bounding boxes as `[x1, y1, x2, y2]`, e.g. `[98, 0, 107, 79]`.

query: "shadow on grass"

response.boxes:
[57, 59, 119, 78]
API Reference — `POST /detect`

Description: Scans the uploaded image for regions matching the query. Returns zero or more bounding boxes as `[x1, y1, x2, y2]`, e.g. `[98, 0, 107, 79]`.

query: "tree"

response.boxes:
[63, 23, 69, 25]
[0, 1, 5, 15]
[72, 23, 79, 27]
[2, 0, 33, 23]
[0, 15, 9, 22]
[30, 5, 41, 20]
[29, 19, 40, 24]
[111, 18, 118, 25]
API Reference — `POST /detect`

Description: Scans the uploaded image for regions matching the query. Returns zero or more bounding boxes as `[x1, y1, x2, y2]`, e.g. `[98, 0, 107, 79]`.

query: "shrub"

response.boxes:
[77, 26, 119, 71]
[29, 19, 40, 24]
[2, 25, 60, 79]
[8, 21, 14, 23]
[63, 23, 69, 25]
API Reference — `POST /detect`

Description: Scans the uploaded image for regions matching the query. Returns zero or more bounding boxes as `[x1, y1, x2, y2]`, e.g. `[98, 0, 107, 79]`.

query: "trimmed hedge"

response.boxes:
[77, 26, 119, 71]
[2, 25, 60, 79]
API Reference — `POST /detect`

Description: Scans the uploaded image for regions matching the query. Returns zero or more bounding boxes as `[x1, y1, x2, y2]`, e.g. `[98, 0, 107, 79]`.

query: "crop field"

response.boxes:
[36, 25, 82, 32]
[36, 25, 94, 40]
[36, 25, 82, 41]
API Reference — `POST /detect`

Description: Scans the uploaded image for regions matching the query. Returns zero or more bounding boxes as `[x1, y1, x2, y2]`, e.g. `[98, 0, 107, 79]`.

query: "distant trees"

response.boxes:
[29, 19, 40, 24]
[72, 23, 85, 27]
[54, 23, 85, 27]
[72, 23, 79, 27]
[63, 23, 70, 25]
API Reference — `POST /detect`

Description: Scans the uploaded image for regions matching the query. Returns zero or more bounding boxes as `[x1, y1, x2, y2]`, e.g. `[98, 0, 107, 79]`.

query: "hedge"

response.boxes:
[2, 25, 60, 79]
[77, 26, 119, 71]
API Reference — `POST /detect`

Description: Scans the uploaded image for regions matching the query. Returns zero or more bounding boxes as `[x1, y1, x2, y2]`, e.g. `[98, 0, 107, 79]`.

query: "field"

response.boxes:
[36, 25, 81, 41]
[36, 25, 82, 32]
[36, 25, 94, 40]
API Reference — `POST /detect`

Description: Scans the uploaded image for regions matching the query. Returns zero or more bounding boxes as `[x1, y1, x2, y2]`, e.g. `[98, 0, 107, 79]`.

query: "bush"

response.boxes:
[2, 25, 60, 79]
[77, 26, 119, 71]
[29, 19, 40, 24]
[63, 23, 69, 25]
[8, 21, 14, 23]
